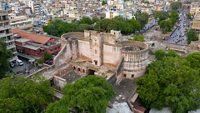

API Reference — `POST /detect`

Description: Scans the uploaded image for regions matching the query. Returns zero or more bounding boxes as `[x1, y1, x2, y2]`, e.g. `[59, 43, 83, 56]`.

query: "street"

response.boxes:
[167, 9, 190, 45]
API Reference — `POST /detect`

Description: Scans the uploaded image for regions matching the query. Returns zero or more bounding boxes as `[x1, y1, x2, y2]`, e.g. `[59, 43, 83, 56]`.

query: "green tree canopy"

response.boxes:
[187, 13, 193, 19]
[43, 19, 91, 37]
[102, 0, 107, 5]
[44, 16, 143, 36]
[0, 40, 12, 78]
[153, 11, 169, 23]
[170, 1, 182, 11]
[159, 19, 173, 33]
[155, 10, 179, 33]
[46, 75, 114, 113]
[0, 76, 54, 113]
[187, 29, 199, 44]
[186, 52, 200, 69]
[154, 49, 180, 60]
[37, 52, 53, 64]
[169, 11, 179, 25]
[137, 51, 200, 113]
[94, 16, 141, 34]
[135, 12, 149, 28]
[128, 34, 145, 42]
[79, 16, 93, 25]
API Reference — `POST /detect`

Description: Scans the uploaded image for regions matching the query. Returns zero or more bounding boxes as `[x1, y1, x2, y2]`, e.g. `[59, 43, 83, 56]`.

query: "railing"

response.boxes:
[0, 33, 12, 38]
[7, 44, 16, 50]
[0, 25, 10, 31]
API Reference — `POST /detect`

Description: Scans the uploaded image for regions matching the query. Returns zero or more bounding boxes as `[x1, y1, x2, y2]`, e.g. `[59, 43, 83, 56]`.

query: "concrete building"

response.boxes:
[192, 13, 200, 30]
[0, 10, 17, 62]
[12, 29, 61, 59]
[9, 15, 33, 30]
[190, 2, 200, 16]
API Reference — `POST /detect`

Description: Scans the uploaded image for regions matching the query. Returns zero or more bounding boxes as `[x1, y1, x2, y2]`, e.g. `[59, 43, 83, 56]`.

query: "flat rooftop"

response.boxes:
[24, 44, 41, 50]
[61, 71, 81, 84]
[111, 79, 136, 103]
[15, 38, 30, 43]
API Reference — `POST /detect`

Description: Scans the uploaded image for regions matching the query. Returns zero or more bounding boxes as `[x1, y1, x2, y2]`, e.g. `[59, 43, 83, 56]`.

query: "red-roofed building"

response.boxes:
[12, 28, 61, 59]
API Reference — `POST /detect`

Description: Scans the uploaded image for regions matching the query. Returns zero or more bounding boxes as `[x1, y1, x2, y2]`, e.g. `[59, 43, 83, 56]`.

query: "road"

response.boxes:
[140, 19, 158, 34]
[167, 9, 191, 45]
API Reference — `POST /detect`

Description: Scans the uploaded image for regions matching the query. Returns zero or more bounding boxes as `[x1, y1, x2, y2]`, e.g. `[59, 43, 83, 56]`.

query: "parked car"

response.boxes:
[16, 59, 24, 66]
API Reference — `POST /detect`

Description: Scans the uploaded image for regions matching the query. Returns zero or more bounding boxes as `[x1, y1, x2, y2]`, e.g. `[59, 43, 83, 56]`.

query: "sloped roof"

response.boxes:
[12, 28, 50, 44]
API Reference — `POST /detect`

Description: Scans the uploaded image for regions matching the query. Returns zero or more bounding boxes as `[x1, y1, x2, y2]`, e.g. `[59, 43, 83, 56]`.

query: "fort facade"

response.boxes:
[54, 30, 150, 82]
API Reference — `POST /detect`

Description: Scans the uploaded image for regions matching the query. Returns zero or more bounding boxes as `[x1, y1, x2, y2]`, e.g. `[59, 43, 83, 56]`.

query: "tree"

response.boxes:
[169, 11, 179, 25]
[170, 1, 182, 11]
[0, 40, 12, 79]
[135, 12, 149, 28]
[186, 52, 200, 69]
[153, 11, 169, 23]
[159, 19, 173, 33]
[43, 52, 53, 62]
[187, 29, 199, 44]
[187, 13, 193, 19]
[129, 34, 145, 42]
[137, 51, 200, 113]
[37, 52, 53, 64]
[102, 0, 107, 5]
[154, 49, 179, 60]
[0, 76, 54, 113]
[79, 16, 93, 25]
[46, 75, 114, 113]
[129, 18, 141, 32]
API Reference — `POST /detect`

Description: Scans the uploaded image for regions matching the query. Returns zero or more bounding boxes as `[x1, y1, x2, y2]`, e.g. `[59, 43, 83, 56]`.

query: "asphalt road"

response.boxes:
[167, 10, 190, 45]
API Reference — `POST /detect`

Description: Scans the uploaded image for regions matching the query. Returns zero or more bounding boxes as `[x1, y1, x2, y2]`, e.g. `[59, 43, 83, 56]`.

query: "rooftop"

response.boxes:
[61, 71, 81, 84]
[15, 38, 30, 43]
[24, 44, 41, 50]
[12, 28, 50, 44]
[112, 79, 136, 103]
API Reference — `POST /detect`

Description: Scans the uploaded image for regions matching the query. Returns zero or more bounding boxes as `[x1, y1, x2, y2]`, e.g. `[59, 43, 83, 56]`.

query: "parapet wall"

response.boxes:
[120, 41, 149, 79]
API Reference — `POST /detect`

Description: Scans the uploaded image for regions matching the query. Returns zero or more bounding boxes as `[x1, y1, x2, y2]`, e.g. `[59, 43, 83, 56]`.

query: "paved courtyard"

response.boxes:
[11, 59, 39, 76]
[111, 79, 136, 103]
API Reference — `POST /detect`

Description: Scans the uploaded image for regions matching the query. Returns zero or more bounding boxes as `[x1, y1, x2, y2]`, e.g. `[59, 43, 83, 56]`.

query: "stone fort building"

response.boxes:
[53, 30, 150, 83]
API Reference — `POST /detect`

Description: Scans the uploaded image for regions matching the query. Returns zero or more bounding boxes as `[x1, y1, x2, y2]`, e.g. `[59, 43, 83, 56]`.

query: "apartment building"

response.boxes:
[0, 10, 17, 62]
[9, 15, 32, 30]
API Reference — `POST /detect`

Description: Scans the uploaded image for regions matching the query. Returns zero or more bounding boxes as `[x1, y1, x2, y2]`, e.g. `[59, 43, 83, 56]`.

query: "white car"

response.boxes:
[16, 59, 24, 66]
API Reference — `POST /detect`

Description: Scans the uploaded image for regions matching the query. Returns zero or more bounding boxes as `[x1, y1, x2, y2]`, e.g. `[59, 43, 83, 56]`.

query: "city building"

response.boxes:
[0, 10, 17, 62]
[192, 13, 200, 30]
[12, 28, 61, 59]
[9, 15, 33, 30]
[190, 2, 200, 16]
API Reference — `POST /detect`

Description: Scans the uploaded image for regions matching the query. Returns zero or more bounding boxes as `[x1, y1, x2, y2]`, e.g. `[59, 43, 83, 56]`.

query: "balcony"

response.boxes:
[0, 33, 12, 38]
[0, 25, 10, 31]
[0, 19, 9, 23]
[7, 44, 16, 50]
[5, 39, 14, 43]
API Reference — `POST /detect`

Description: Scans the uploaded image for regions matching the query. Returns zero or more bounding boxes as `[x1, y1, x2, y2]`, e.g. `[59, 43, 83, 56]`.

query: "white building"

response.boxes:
[0, 10, 17, 62]
[9, 15, 32, 30]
